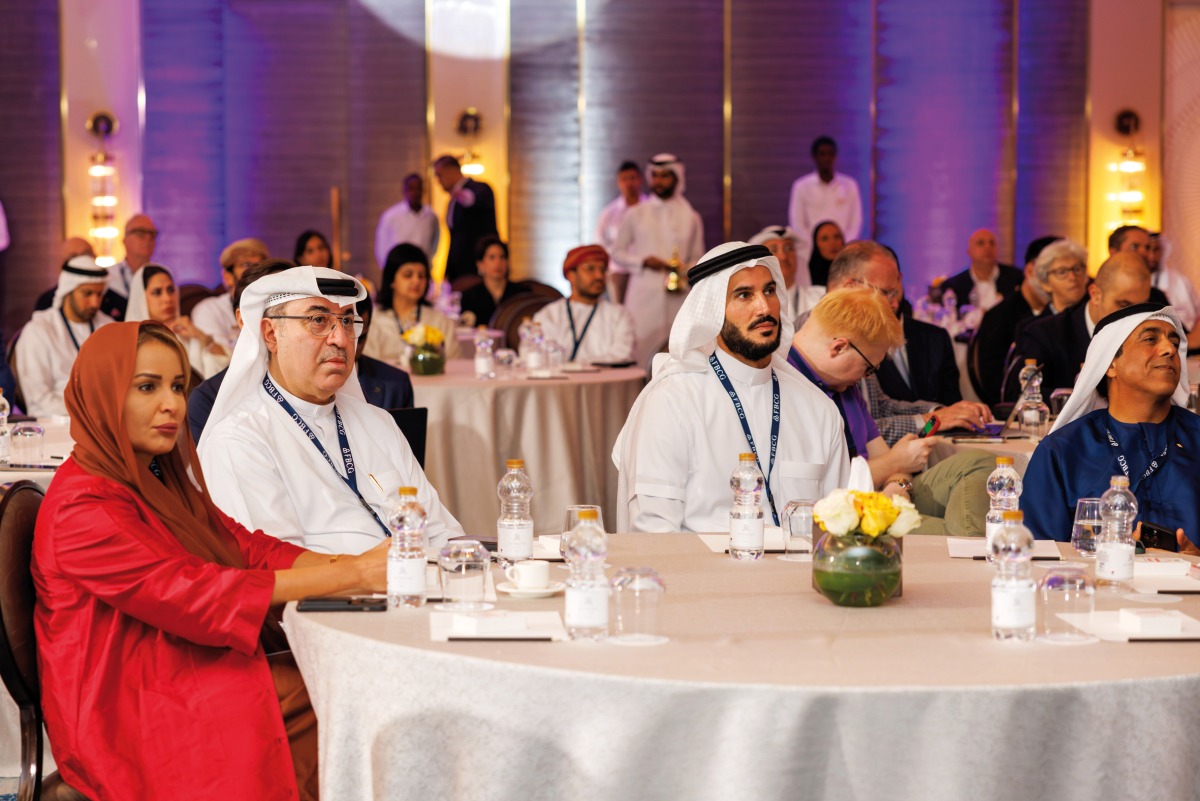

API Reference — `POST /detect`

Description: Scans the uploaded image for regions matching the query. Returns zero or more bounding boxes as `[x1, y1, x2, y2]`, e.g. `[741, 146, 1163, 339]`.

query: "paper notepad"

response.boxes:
[1056, 610, 1200, 642]
[697, 528, 798, 555]
[945, 537, 1061, 559]
[429, 611, 566, 641]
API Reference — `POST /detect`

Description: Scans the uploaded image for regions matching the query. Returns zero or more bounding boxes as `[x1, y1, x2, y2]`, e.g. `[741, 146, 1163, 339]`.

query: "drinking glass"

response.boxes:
[779, 500, 815, 561]
[436, 540, 493, 611]
[1190, 384, 1199, 413]
[11, 422, 45, 465]
[494, 348, 517, 379]
[561, 505, 604, 563]
[610, 567, 667, 645]
[545, 343, 567, 376]
[1038, 564, 1097, 644]
[1070, 498, 1103, 558]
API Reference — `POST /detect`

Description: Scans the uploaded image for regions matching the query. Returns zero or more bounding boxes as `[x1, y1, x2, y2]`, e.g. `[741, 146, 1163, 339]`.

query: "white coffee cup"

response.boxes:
[505, 559, 550, 590]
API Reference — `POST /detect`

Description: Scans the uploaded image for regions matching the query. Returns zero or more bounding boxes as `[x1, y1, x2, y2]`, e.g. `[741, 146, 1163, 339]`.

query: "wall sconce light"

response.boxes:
[1104, 109, 1145, 227]
[86, 111, 119, 267]
[456, 107, 485, 175]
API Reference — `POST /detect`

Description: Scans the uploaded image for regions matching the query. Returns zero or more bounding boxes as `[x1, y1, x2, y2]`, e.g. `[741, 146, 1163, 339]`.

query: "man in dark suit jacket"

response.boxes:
[942, 228, 1023, 314]
[1005, 252, 1151, 401]
[877, 300, 961, 407]
[434, 155, 498, 284]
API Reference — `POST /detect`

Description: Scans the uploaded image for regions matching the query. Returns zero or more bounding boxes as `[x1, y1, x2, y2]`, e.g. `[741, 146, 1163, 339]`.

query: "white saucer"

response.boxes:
[497, 581, 565, 599]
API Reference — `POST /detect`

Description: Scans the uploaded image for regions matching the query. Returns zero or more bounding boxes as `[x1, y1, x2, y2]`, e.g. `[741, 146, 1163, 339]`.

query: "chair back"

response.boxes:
[491, 295, 557, 349]
[0, 481, 44, 709]
[178, 283, 222, 317]
[966, 328, 987, 402]
[7, 327, 25, 415]
[515, 279, 564, 301]
[388, 407, 428, 469]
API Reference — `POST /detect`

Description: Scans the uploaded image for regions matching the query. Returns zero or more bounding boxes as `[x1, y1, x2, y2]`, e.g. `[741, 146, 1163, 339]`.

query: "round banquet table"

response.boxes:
[285, 533, 1200, 801]
[409, 360, 645, 537]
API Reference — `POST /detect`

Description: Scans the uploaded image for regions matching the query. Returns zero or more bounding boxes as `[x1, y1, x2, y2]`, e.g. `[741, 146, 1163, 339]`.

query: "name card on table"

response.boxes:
[429, 611, 566, 642]
[945, 537, 1061, 560]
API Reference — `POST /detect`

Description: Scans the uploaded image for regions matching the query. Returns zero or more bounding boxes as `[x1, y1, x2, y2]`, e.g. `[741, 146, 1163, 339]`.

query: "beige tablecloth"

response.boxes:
[286, 534, 1200, 801]
[411, 361, 645, 537]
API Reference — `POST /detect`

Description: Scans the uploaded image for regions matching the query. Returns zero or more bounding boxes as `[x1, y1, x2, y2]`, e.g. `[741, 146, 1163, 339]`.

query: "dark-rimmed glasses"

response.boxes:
[846, 340, 885, 378]
[265, 313, 363, 339]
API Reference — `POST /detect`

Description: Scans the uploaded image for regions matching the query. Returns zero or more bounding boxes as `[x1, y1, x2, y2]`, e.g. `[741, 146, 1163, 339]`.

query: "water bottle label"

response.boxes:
[388, 557, 426, 595]
[985, 521, 1002, 546]
[1096, 542, 1134, 580]
[991, 586, 1035, 628]
[1022, 409, 1040, 425]
[498, 522, 534, 559]
[565, 586, 609, 628]
[525, 350, 546, 370]
[729, 517, 764, 550]
[474, 354, 493, 377]
[0, 427, 8, 464]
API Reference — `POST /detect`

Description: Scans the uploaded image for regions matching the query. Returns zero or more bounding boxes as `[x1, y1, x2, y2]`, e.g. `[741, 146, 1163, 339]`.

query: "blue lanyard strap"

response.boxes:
[709, 352, 780, 526]
[1105, 418, 1172, 490]
[59, 308, 94, 352]
[565, 301, 600, 361]
[262, 374, 391, 537]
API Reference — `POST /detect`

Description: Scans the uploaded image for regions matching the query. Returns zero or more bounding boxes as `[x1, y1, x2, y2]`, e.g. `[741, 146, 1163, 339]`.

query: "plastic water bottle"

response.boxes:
[984, 456, 1022, 561]
[497, 459, 534, 560]
[0, 389, 9, 464]
[519, 318, 546, 370]
[1097, 475, 1137, 591]
[729, 453, 765, 560]
[564, 507, 608, 640]
[386, 487, 428, 608]
[473, 326, 495, 379]
[1016, 360, 1050, 438]
[990, 510, 1036, 641]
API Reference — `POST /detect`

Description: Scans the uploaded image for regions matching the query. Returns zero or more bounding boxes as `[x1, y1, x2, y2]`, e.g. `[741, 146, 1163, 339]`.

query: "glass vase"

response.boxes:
[410, 346, 446, 376]
[812, 532, 902, 607]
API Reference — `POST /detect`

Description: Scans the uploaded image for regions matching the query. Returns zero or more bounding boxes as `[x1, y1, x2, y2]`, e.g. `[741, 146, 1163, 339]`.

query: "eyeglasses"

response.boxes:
[846, 340, 886, 378]
[848, 277, 901, 302]
[1047, 264, 1086, 280]
[128, 228, 159, 239]
[265, 313, 363, 339]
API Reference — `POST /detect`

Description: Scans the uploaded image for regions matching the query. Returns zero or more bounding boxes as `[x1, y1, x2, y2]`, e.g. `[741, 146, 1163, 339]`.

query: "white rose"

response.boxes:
[887, 496, 921, 538]
[409, 325, 427, 347]
[814, 489, 860, 536]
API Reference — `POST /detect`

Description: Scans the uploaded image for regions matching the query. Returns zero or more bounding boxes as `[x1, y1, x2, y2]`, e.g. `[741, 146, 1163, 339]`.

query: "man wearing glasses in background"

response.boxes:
[789, 287, 994, 536]
[106, 213, 160, 320]
[199, 266, 463, 554]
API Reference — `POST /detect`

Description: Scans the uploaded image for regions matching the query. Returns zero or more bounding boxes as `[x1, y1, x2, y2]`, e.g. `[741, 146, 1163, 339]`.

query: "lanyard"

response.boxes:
[1105, 420, 1171, 489]
[830, 393, 859, 458]
[565, 301, 600, 361]
[709, 352, 780, 525]
[59, 309, 94, 352]
[262, 375, 391, 537]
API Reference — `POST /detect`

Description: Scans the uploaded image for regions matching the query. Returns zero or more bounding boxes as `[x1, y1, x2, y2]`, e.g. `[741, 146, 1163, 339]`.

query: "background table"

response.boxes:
[410, 361, 645, 536]
[286, 534, 1200, 801]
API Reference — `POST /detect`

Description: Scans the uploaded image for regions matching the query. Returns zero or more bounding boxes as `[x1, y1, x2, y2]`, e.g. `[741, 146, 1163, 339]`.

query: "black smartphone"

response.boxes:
[1140, 521, 1179, 552]
[297, 596, 387, 612]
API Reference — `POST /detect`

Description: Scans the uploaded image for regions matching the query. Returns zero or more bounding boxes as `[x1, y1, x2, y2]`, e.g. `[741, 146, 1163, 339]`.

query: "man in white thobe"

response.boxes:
[613, 153, 705, 368]
[787, 136, 863, 265]
[16, 257, 113, 416]
[595, 160, 649, 303]
[375, 173, 440, 267]
[748, 225, 823, 324]
[199, 266, 463, 554]
[192, 238, 270, 353]
[613, 241, 851, 533]
[533, 244, 636, 364]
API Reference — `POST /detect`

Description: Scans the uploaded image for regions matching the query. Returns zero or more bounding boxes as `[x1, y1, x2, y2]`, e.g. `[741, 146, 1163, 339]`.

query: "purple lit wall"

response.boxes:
[874, 0, 1016, 292]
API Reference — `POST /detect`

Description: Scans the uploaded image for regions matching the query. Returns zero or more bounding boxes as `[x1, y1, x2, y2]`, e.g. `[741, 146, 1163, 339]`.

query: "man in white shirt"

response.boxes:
[613, 153, 705, 368]
[192, 238, 270, 353]
[1145, 233, 1200, 333]
[199, 266, 463, 554]
[106, 214, 159, 319]
[16, 256, 113, 416]
[613, 241, 850, 533]
[787, 136, 863, 265]
[375, 173, 440, 268]
[595, 161, 648, 303]
[533, 245, 636, 364]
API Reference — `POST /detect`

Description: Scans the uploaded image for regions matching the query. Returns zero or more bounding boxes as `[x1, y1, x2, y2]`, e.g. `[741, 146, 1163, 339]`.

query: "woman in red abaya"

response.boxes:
[32, 321, 387, 801]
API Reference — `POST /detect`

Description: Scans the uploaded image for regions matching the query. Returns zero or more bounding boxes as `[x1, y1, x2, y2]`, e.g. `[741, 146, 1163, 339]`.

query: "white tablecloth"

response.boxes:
[411, 361, 645, 537]
[286, 534, 1200, 801]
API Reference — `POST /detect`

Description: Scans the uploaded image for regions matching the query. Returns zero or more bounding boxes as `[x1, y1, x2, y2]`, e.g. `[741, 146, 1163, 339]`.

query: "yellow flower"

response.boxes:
[854, 492, 899, 537]
[402, 324, 445, 348]
[423, 325, 445, 346]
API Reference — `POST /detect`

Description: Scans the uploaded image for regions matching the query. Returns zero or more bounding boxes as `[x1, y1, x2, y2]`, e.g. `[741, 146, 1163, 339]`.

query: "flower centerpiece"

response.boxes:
[403, 324, 446, 376]
[810, 489, 921, 607]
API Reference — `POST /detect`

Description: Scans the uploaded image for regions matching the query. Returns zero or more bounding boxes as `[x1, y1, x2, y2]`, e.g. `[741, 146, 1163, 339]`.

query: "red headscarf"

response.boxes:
[65, 321, 245, 569]
[563, 244, 608, 278]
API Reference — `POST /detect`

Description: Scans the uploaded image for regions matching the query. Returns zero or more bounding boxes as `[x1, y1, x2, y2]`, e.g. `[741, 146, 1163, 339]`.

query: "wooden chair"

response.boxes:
[387, 407, 428, 469]
[178, 283, 222, 317]
[0, 481, 89, 801]
[490, 295, 558, 349]
[515, 279, 564, 301]
[7, 327, 25, 416]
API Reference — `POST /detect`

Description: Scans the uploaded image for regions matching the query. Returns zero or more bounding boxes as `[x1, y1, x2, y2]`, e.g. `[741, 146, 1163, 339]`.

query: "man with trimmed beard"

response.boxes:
[613, 242, 849, 533]
[533, 244, 636, 364]
[199, 266, 463, 553]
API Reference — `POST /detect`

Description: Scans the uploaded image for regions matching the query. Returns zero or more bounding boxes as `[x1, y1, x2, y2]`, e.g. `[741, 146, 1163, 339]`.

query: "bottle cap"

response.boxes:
[506, 458, 525, 469]
[995, 456, 1014, 465]
[477, 325, 487, 331]
[1110, 475, 1130, 487]
[397, 486, 418, 497]
[1024, 358, 1036, 365]
[739, 453, 756, 462]
[1002, 510, 1024, 522]
[577, 509, 599, 521]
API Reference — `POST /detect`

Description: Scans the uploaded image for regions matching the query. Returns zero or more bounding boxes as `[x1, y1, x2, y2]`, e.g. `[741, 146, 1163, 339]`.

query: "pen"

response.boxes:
[971, 555, 1060, 561]
[447, 637, 554, 642]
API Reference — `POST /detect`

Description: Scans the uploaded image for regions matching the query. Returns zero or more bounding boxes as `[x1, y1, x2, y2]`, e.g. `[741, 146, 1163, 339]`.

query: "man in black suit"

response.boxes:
[969, 236, 1058, 405]
[1005, 252, 1151, 401]
[433, 154, 498, 284]
[941, 228, 1023, 314]
[876, 298, 962, 407]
